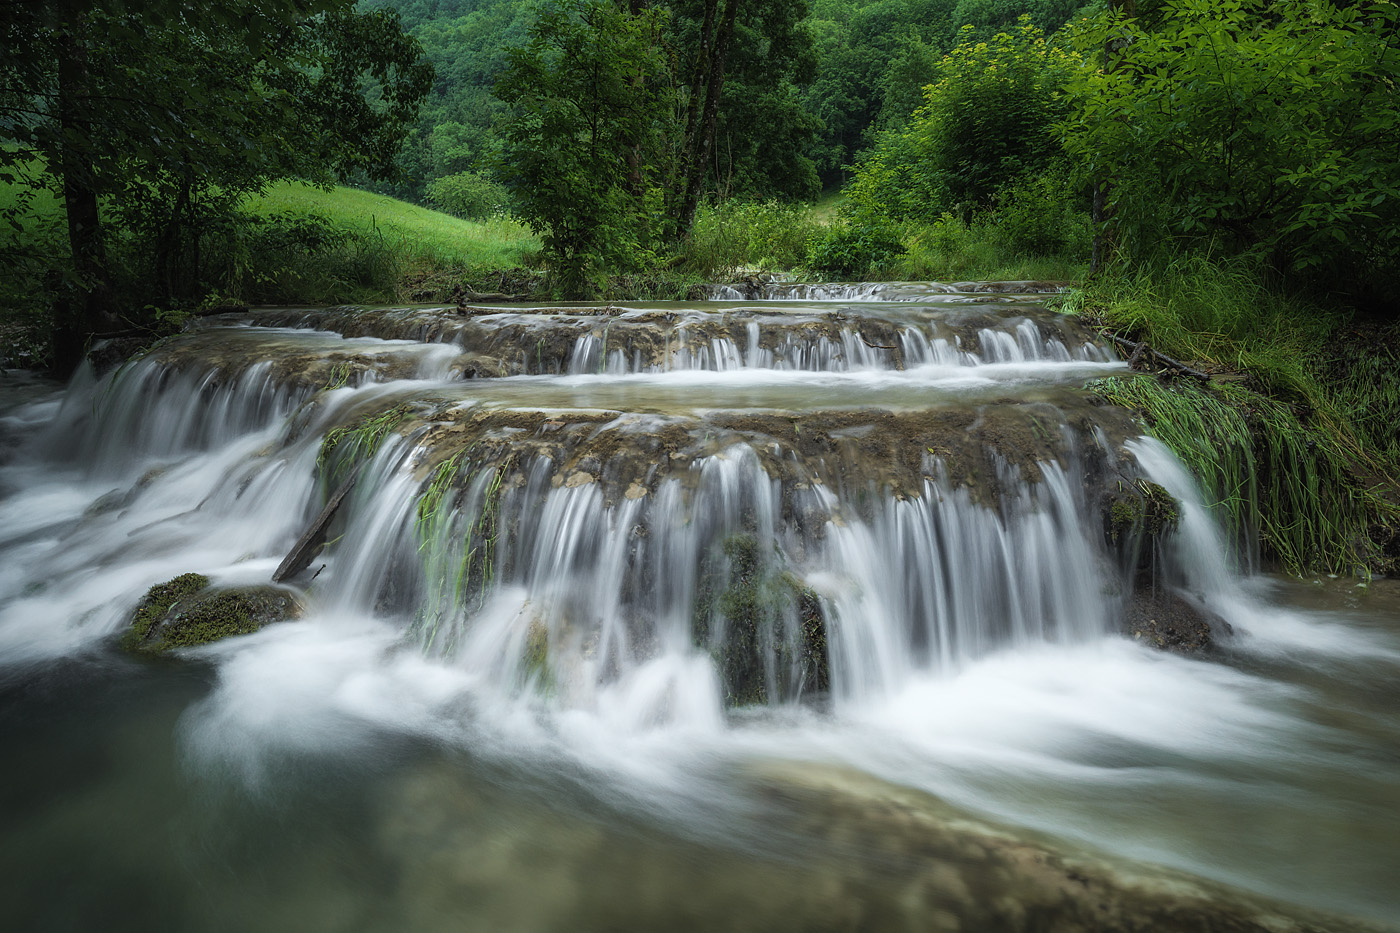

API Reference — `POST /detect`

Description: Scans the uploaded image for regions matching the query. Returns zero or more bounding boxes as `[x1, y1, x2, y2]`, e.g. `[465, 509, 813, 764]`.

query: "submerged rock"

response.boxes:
[121, 575, 303, 655]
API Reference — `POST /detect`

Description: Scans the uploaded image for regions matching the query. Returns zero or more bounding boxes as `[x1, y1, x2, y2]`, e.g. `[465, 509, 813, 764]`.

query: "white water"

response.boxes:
[1, 294, 1397, 929]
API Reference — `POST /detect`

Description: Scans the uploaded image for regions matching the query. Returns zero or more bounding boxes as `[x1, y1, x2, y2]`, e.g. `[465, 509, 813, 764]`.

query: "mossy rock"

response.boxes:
[1106, 479, 1180, 543]
[122, 575, 304, 655]
[695, 533, 830, 707]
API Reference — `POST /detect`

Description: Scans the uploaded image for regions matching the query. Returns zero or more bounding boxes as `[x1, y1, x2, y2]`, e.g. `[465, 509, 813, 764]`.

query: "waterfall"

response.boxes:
[3, 285, 1398, 930]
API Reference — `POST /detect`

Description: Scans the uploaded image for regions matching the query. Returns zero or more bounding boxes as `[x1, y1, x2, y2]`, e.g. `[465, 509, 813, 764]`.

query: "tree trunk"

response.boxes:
[675, 0, 740, 237]
[53, 5, 118, 372]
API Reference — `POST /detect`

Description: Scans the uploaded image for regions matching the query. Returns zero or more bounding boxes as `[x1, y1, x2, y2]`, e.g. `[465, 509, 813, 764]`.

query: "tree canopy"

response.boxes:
[1, 0, 431, 365]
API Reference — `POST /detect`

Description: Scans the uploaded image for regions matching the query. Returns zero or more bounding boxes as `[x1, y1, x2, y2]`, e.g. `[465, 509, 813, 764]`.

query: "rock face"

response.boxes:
[121, 574, 303, 655]
[1101, 478, 1232, 652]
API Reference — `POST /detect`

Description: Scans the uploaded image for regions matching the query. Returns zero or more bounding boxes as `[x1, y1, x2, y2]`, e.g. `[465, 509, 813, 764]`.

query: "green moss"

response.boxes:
[520, 619, 555, 696]
[121, 573, 210, 651]
[158, 591, 278, 649]
[694, 533, 829, 707]
[122, 581, 301, 655]
[1108, 480, 1179, 543]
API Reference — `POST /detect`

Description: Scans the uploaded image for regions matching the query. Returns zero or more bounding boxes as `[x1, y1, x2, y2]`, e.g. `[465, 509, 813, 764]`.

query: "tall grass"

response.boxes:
[890, 214, 1087, 283]
[1092, 376, 1393, 575]
[678, 199, 825, 278]
[1072, 254, 1400, 575]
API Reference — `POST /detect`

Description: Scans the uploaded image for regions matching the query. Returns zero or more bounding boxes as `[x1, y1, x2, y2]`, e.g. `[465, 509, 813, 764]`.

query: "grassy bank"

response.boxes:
[0, 176, 541, 366]
[1064, 257, 1400, 576]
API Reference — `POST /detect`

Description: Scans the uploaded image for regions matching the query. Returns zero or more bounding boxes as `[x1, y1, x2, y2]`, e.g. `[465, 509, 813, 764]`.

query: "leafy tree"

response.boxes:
[1061, 0, 1400, 294]
[846, 17, 1073, 222]
[493, 0, 673, 296]
[425, 171, 511, 218]
[1, 0, 431, 366]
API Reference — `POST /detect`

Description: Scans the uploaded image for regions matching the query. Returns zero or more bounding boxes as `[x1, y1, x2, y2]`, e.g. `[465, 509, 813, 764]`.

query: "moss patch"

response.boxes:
[122, 579, 303, 655]
[694, 533, 829, 707]
[122, 573, 210, 652]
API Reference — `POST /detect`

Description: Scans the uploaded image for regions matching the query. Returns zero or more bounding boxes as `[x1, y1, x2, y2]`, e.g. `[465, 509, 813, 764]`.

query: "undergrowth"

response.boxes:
[1072, 254, 1400, 575]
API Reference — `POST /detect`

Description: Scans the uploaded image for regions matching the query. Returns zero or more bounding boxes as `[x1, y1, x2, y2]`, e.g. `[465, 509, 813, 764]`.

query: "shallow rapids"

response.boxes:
[1, 287, 1397, 931]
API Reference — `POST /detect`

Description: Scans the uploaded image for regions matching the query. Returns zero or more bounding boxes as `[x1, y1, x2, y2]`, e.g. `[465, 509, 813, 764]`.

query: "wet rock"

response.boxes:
[748, 762, 1352, 933]
[121, 575, 303, 655]
[694, 534, 829, 706]
[1124, 589, 1232, 653]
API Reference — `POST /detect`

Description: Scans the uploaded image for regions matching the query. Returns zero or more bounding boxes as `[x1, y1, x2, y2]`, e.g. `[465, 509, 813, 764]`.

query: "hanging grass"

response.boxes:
[317, 404, 412, 484]
[412, 451, 514, 654]
[1090, 375, 1395, 576]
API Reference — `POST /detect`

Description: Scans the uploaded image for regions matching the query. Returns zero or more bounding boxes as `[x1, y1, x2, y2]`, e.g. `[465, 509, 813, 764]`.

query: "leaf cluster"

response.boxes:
[1060, 0, 1400, 295]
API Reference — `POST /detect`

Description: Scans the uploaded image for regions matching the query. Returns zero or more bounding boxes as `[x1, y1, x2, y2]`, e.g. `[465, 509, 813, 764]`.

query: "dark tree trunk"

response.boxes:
[674, 0, 740, 237]
[53, 5, 119, 373]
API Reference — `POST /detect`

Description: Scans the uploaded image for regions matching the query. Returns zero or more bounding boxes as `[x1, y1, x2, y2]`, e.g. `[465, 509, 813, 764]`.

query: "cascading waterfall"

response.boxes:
[2, 286, 1398, 932]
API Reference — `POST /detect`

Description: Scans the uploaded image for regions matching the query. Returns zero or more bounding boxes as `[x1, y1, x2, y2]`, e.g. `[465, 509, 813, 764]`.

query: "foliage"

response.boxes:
[1, 0, 433, 367]
[987, 162, 1092, 256]
[806, 221, 906, 277]
[846, 18, 1074, 225]
[494, 0, 673, 297]
[425, 171, 511, 219]
[681, 199, 825, 275]
[1060, 0, 1400, 295]
[1069, 255, 1400, 575]
[1091, 375, 1394, 576]
[890, 213, 1085, 281]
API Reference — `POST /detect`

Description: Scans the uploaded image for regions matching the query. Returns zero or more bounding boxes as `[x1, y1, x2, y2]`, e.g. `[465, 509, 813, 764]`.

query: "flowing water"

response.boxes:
[1, 287, 1397, 932]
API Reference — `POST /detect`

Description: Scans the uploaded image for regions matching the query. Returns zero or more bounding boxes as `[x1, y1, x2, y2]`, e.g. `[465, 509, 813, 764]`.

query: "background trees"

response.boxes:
[1060, 0, 1400, 297]
[493, 0, 673, 296]
[1, 0, 431, 366]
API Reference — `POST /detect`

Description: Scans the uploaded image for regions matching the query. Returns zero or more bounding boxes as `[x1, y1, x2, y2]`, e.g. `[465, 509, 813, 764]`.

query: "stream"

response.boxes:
[1, 285, 1397, 932]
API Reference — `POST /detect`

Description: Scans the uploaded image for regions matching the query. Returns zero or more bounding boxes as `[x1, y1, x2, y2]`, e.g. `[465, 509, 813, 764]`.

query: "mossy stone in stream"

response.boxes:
[1106, 480, 1180, 543]
[695, 534, 829, 707]
[122, 575, 303, 655]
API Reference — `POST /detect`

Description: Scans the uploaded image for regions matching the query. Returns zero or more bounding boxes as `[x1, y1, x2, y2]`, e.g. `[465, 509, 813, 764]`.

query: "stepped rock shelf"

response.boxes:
[3, 283, 1396, 931]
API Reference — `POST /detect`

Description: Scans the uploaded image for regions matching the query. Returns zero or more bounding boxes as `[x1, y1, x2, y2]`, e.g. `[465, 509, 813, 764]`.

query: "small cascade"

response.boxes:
[248, 295, 1111, 375]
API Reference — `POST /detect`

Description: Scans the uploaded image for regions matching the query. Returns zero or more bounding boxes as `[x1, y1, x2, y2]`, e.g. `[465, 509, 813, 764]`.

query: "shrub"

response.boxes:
[425, 172, 511, 220]
[682, 200, 824, 276]
[846, 17, 1074, 225]
[806, 222, 906, 278]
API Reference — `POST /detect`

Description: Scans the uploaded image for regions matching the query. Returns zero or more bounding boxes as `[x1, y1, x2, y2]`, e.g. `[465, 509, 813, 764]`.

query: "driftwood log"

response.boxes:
[272, 465, 362, 584]
[1103, 333, 1210, 380]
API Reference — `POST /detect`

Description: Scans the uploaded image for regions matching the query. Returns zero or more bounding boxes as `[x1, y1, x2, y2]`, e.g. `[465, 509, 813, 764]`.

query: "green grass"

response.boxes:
[678, 199, 826, 278]
[244, 182, 538, 273]
[1069, 254, 1400, 576]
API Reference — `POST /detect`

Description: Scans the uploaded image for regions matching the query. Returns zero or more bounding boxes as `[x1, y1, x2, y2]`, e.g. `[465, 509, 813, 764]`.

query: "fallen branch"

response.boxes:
[1104, 333, 1210, 381]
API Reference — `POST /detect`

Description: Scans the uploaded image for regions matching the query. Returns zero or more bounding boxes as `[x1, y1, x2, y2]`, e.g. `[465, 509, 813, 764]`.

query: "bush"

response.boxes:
[805, 222, 906, 278]
[681, 200, 824, 276]
[1061, 0, 1400, 294]
[846, 17, 1074, 225]
[425, 172, 511, 220]
[987, 165, 1092, 257]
